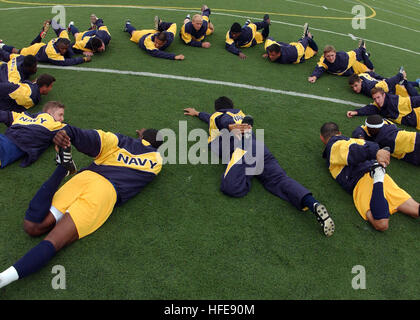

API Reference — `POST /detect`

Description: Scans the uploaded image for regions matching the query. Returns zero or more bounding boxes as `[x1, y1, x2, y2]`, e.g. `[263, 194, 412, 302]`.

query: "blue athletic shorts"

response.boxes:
[0, 133, 25, 168]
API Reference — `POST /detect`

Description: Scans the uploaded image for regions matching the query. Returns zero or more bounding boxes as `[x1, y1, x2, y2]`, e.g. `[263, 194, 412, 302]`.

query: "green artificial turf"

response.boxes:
[0, 0, 419, 300]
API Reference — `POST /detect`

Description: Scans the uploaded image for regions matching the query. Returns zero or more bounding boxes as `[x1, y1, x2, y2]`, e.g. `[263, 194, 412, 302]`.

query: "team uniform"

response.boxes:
[355, 93, 420, 130]
[0, 110, 68, 167]
[68, 18, 112, 54]
[180, 8, 213, 47]
[357, 72, 419, 98]
[264, 36, 318, 64]
[311, 47, 372, 79]
[126, 22, 178, 60]
[0, 51, 33, 84]
[225, 21, 270, 56]
[46, 128, 163, 238]
[323, 135, 411, 220]
[3, 29, 85, 66]
[352, 120, 420, 165]
[0, 81, 40, 111]
[198, 108, 313, 210]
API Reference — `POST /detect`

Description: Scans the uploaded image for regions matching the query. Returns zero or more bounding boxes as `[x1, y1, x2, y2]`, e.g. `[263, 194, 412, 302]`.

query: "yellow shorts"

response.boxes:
[130, 29, 156, 43]
[353, 172, 411, 220]
[51, 170, 117, 239]
[20, 43, 46, 56]
[290, 42, 317, 63]
[352, 61, 370, 74]
[414, 107, 420, 130]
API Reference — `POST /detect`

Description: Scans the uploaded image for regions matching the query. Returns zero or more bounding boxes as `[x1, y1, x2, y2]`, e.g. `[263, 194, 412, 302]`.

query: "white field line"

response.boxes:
[37, 64, 365, 107]
[1, 4, 418, 56]
[284, 0, 420, 33]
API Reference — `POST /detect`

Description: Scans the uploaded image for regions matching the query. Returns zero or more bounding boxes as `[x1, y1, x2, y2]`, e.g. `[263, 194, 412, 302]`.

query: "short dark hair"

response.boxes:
[36, 74, 56, 87]
[230, 22, 242, 34]
[266, 44, 281, 54]
[23, 55, 37, 69]
[90, 37, 103, 52]
[214, 96, 234, 111]
[156, 32, 168, 42]
[371, 87, 385, 96]
[56, 38, 70, 47]
[320, 122, 340, 140]
[143, 129, 163, 149]
[348, 74, 361, 85]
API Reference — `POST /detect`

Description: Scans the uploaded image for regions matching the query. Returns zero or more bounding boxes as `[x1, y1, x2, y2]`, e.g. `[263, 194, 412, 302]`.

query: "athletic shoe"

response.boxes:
[185, 14, 191, 21]
[242, 115, 254, 126]
[358, 39, 365, 49]
[303, 22, 309, 38]
[123, 19, 131, 32]
[40, 20, 51, 39]
[416, 78, 420, 86]
[369, 161, 386, 179]
[56, 146, 77, 176]
[398, 66, 406, 84]
[67, 21, 74, 32]
[314, 203, 335, 237]
[263, 14, 270, 24]
[0, 40, 3, 50]
[154, 15, 162, 31]
[245, 19, 251, 25]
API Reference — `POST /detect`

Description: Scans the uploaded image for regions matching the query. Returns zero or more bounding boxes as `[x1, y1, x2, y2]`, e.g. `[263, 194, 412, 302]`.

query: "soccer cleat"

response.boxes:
[56, 146, 77, 176]
[185, 14, 191, 21]
[123, 19, 131, 32]
[314, 203, 335, 237]
[358, 39, 365, 49]
[416, 78, 420, 87]
[263, 14, 270, 24]
[0, 39, 4, 50]
[303, 22, 309, 38]
[154, 15, 162, 31]
[40, 20, 51, 39]
[245, 19, 251, 25]
[67, 21, 74, 32]
[398, 66, 406, 84]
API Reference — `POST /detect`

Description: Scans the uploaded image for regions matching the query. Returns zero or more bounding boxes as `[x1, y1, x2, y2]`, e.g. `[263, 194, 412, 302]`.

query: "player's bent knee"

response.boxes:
[220, 185, 249, 198]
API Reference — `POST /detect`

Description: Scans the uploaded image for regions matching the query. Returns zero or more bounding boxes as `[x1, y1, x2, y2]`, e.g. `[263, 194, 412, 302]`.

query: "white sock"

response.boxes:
[372, 167, 385, 184]
[50, 205, 64, 224]
[0, 266, 19, 289]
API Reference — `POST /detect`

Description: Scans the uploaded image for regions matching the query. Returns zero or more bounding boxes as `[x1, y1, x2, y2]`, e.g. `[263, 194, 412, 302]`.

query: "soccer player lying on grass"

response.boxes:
[184, 96, 335, 237]
[0, 20, 91, 66]
[180, 4, 214, 49]
[124, 16, 184, 60]
[262, 23, 318, 64]
[0, 101, 72, 168]
[352, 114, 420, 166]
[0, 127, 163, 289]
[0, 74, 55, 112]
[320, 122, 420, 231]
[308, 40, 374, 83]
[67, 14, 111, 56]
[225, 14, 270, 60]
[347, 87, 420, 130]
[0, 49, 38, 84]
[348, 67, 420, 98]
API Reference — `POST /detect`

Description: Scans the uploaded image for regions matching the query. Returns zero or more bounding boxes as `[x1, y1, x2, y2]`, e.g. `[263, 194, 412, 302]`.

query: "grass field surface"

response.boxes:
[0, 0, 419, 300]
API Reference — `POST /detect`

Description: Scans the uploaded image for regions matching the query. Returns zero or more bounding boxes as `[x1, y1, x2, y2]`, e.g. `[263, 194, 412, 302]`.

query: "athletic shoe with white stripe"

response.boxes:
[314, 203, 335, 237]
[56, 146, 77, 176]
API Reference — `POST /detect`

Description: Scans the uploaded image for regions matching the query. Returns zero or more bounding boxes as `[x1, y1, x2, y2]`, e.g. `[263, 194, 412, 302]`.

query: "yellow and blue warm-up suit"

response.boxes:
[50, 127, 163, 238]
[264, 36, 318, 64]
[225, 21, 269, 56]
[323, 135, 411, 220]
[0, 50, 33, 84]
[67, 18, 111, 54]
[357, 72, 419, 98]
[0, 81, 41, 112]
[180, 7, 213, 47]
[352, 120, 420, 166]
[0, 110, 68, 168]
[355, 93, 420, 130]
[311, 47, 372, 79]
[197, 109, 312, 210]
[126, 22, 178, 60]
